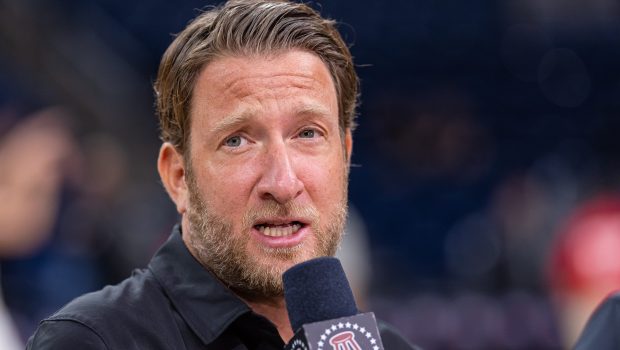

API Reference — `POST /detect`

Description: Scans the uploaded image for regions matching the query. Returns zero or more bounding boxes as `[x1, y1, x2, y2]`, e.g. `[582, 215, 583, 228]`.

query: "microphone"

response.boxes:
[283, 257, 384, 350]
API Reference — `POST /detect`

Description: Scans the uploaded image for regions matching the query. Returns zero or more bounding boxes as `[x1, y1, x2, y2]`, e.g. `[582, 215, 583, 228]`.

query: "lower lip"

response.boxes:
[251, 225, 309, 248]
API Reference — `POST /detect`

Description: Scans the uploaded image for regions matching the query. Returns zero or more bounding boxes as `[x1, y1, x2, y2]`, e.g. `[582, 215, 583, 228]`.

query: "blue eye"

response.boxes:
[224, 135, 244, 147]
[299, 129, 316, 138]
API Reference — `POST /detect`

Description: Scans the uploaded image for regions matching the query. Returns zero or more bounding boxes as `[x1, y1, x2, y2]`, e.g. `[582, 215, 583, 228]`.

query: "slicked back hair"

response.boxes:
[154, 0, 359, 155]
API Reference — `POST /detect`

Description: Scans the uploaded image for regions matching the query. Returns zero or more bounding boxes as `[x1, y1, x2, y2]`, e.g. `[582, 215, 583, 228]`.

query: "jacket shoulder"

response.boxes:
[29, 269, 177, 349]
[27, 318, 107, 350]
[49, 268, 163, 323]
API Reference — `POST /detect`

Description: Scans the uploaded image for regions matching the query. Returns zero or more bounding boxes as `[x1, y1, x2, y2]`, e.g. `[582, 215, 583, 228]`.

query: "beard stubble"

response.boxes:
[184, 171, 348, 301]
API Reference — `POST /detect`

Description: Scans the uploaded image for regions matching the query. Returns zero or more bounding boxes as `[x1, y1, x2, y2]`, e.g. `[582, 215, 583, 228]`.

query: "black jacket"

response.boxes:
[27, 225, 417, 349]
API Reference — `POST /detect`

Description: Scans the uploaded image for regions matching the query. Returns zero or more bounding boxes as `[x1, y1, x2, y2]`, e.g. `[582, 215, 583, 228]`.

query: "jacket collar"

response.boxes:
[148, 224, 252, 345]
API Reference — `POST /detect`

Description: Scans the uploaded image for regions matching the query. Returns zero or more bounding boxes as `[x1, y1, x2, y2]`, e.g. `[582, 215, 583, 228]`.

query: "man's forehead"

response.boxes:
[194, 50, 335, 95]
[190, 50, 338, 127]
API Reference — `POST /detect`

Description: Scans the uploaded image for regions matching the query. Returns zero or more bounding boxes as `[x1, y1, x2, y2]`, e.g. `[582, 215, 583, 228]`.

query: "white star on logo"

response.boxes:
[359, 327, 366, 333]
[318, 341, 323, 347]
[321, 335, 326, 340]
[371, 339, 376, 345]
[345, 322, 351, 328]
[326, 329, 331, 335]
[331, 325, 337, 331]
[366, 332, 372, 338]
[338, 322, 344, 329]
[373, 346, 380, 350]
[353, 324, 359, 330]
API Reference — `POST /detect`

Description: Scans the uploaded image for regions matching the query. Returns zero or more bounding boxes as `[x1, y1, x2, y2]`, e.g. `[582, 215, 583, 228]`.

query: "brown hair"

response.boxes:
[154, 0, 358, 154]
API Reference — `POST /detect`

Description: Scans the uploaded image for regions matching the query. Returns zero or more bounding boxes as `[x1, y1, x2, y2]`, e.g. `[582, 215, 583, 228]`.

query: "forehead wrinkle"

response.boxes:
[221, 72, 323, 100]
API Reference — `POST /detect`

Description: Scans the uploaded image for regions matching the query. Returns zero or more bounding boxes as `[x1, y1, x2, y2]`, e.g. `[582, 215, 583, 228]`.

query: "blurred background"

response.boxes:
[1, 0, 620, 349]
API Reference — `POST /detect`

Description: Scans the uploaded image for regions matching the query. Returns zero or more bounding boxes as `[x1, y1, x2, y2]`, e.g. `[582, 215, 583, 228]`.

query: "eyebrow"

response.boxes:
[296, 104, 333, 120]
[210, 103, 334, 135]
[210, 112, 253, 136]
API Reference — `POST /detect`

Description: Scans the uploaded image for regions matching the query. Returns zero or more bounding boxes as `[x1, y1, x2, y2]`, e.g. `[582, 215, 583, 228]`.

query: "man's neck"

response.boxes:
[245, 297, 294, 343]
[180, 220, 294, 342]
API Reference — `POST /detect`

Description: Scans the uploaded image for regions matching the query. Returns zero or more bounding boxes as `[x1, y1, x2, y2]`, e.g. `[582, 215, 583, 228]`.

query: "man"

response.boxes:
[27, 1, 415, 348]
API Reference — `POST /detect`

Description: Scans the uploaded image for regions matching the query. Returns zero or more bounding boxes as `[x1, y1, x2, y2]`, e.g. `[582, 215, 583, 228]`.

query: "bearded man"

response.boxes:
[27, 1, 415, 349]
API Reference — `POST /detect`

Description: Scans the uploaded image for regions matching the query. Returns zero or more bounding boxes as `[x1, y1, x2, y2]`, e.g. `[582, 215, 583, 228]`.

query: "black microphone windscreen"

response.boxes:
[283, 257, 358, 332]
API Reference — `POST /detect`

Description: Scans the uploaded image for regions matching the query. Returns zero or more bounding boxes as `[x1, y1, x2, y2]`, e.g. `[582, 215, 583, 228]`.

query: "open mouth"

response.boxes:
[254, 221, 305, 237]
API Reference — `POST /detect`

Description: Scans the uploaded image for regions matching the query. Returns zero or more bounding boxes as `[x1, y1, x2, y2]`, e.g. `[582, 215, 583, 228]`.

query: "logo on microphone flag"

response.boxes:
[284, 312, 384, 350]
[317, 320, 377, 350]
[328, 330, 361, 350]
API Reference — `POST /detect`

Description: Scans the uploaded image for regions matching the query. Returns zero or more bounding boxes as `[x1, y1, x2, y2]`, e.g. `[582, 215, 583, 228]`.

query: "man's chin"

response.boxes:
[228, 263, 286, 301]
[230, 252, 319, 300]
[253, 246, 323, 274]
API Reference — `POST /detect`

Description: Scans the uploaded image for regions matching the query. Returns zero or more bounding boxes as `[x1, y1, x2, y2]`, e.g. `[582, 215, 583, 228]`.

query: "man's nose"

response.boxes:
[256, 142, 303, 204]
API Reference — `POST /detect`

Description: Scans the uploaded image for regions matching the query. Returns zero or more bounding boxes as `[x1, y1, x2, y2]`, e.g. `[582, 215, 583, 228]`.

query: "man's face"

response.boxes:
[182, 50, 351, 299]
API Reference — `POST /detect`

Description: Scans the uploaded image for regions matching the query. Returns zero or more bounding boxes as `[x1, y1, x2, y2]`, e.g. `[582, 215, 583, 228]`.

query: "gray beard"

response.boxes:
[184, 174, 347, 301]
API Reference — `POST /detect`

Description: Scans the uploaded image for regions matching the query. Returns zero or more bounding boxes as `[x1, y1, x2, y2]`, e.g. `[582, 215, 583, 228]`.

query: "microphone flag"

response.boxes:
[285, 312, 384, 350]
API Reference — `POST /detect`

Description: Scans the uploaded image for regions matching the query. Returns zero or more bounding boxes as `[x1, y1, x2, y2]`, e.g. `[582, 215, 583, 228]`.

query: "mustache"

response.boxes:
[242, 201, 319, 228]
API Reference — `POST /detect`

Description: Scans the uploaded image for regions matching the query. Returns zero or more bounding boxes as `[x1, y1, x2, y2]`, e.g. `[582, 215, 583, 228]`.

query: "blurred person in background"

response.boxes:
[337, 206, 372, 309]
[548, 195, 620, 348]
[0, 108, 74, 350]
[0, 108, 76, 258]
[0, 105, 132, 344]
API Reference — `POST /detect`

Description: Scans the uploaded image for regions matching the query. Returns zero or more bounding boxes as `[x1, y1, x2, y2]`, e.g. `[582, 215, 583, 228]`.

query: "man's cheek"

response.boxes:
[205, 171, 246, 197]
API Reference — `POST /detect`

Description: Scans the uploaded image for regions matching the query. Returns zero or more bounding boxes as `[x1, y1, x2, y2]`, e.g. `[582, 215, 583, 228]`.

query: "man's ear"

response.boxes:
[344, 128, 353, 165]
[158, 143, 189, 214]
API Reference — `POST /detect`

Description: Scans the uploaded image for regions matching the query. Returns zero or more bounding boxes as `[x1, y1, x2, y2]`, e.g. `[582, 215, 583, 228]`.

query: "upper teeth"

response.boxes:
[258, 223, 301, 237]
